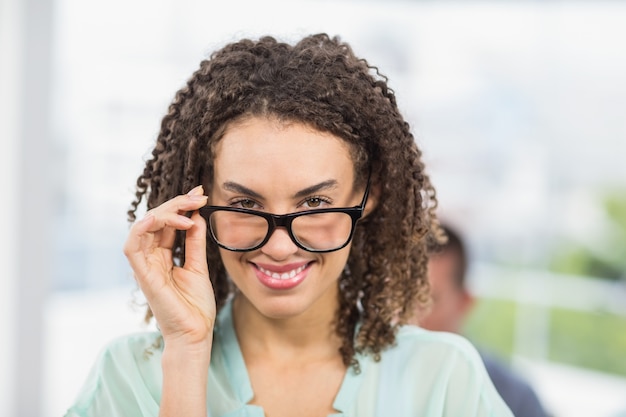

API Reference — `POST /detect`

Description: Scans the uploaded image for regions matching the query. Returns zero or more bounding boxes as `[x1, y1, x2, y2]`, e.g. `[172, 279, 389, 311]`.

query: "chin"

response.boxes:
[254, 296, 313, 320]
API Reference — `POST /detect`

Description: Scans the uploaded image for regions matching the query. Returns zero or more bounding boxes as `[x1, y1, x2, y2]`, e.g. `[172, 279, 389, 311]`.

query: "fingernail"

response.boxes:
[187, 185, 204, 196]
[189, 194, 208, 201]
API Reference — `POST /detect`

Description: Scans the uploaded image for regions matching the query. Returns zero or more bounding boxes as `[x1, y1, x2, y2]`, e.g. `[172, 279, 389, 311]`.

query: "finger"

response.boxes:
[123, 214, 156, 275]
[182, 211, 209, 275]
[123, 187, 208, 275]
[153, 185, 208, 215]
[151, 186, 208, 249]
[145, 212, 192, 250]
[125, 211, 190, 251]
[123, 212, 192, 276]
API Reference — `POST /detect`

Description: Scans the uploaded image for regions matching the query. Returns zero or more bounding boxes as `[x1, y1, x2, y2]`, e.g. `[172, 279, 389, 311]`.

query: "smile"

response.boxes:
[256, 263, 308, 280]
[252, 261, 312, 291]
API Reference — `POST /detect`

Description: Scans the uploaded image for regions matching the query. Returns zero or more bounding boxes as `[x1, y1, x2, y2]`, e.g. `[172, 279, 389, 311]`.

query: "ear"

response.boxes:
[362, 182, 380, 218]
[458, 290, 475, 316]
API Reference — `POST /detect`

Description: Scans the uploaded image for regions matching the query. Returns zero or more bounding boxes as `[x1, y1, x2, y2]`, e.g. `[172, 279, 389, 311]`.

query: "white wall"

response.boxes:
[0, 0, 22, 413]
[0, 0, 54, 415]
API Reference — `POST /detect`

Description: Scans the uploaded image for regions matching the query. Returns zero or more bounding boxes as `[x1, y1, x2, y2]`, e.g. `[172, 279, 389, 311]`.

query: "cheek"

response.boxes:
[218, 250, 245, 278]
[325, 247, 352, 274]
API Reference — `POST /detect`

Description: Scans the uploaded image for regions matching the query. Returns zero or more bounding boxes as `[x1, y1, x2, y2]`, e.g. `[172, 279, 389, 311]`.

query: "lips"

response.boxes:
[257, 263, 308, 280]
[252, 261, 311, 290]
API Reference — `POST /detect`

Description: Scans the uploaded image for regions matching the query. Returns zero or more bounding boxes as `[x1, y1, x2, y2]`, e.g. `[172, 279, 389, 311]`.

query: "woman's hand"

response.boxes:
[123, 185, 216, 349]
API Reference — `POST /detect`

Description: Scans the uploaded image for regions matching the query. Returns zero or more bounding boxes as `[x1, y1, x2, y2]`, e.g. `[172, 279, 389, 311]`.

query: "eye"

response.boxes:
[232, 199, 258, 209]
[303, 196, 331, 209]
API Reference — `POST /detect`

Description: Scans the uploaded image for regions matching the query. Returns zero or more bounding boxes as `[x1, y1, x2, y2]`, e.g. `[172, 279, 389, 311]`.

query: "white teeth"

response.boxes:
[258, 264, 307, 280]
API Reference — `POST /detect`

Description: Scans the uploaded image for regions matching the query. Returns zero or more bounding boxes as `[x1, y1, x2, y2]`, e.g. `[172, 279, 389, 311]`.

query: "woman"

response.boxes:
[65, 33, 512, 417]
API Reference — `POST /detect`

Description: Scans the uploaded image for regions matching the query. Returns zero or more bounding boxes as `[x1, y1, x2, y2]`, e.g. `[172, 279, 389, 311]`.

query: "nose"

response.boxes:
[260, 227, 299, 260]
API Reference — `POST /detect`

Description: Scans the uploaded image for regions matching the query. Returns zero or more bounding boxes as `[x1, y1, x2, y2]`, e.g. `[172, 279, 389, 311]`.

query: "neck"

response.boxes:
[232, 294, 343, 364]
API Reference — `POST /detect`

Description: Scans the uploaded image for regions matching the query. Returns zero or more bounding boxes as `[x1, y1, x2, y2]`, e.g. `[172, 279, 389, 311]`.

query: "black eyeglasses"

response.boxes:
[198, 181, 370, 253]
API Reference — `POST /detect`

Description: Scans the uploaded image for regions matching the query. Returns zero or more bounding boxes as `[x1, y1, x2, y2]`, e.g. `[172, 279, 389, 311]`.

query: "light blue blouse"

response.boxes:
[65, 300, 513, 417]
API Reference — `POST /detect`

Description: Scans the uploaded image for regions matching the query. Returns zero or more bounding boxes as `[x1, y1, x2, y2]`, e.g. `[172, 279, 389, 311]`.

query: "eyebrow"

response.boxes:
[221, 180, 339, 200]
[293, 180, 338, 199]
[222, 182, 263, 199]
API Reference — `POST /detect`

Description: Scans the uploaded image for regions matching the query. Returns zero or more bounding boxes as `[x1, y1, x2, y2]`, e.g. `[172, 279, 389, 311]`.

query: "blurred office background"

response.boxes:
[1, 0, 625, 416]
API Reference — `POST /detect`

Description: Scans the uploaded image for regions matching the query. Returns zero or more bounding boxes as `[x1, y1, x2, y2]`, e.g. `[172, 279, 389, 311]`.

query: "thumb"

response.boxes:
[183, 210, 209, 275]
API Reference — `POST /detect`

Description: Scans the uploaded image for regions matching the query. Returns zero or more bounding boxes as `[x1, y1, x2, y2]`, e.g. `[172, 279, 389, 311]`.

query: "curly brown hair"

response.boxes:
[127, 33, 442, 369]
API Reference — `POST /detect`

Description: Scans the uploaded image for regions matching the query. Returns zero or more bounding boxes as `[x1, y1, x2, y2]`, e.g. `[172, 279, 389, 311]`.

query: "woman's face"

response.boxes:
[210, 116, 365, 320]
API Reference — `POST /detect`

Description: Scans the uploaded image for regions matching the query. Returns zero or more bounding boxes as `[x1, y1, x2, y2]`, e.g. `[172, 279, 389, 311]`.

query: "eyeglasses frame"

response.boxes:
[198, 179, 371, 253]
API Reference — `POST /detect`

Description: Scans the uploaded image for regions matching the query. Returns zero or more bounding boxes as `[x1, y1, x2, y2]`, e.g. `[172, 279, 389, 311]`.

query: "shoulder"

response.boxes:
[391, 325, 490, 383]
[366, 325, 513, 416]
[390, 325, 485, 367]
[89, 330, 164, 382]
[480, 352, 530, 389]
[102, 331, 164, 357]
[480, 353, 524, 387]
[479, 352, 547, 417]
[66, 332, 164, 416]
[88, 331, 164, 372]
[378, 325, 489, 390]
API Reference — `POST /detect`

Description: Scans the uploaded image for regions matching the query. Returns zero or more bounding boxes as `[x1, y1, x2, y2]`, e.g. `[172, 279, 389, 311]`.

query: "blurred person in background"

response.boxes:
[414, 223, 549, 417]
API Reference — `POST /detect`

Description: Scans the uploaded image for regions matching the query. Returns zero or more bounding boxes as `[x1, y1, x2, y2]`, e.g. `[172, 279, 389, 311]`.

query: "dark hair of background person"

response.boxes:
[433, 223, 468, 290]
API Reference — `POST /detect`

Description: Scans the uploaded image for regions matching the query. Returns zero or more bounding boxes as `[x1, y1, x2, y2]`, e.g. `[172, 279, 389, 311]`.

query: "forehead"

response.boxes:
[213, 117, 356, 187]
